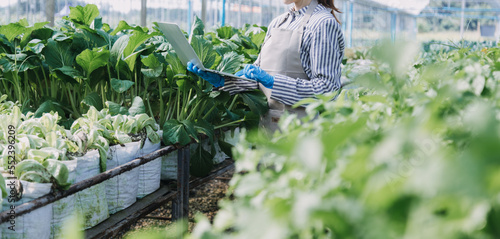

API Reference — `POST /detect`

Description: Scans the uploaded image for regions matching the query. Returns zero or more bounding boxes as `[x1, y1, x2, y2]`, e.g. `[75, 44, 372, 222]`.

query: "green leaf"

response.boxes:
[240, 90, 269, 116]
[216, 52, 245, 73]
[0, 174, 7, 198]
[43, 39, 76, 69]
[195, 119, 215, 144]
[81, 92, 103, 110]
[175, 77, 193, 92]
[76, 47, 110, 77]
[251, 31, 266, 47]
[54, 66, 81, 85]
[123, 29, 157, 58]
[162, 119, 199, 146]
[218, 139, 233, 159]
[14, 160, 53, 183]
[35, 100, 65, 118]
[141, 53, 164, 78]
[94, 17, 103, 30]
[217, 26, 237, 39]
[69, 4, 100, 26]
[359, 95, 388, 104]
[124, 50, 143, 72]
[26, 42, 46, 54]
[191, 36, 217, 69]
[241, 111, 260, 129]
[110, 20, 135, 35]
[190, 144, 214, 177]
[164, 51, 185, 74]
[146, 125, 161, 145]
[72, 30, 108, 50]
[43, 159, 70, 189]
[129, 96, 146, 116]
[20, 23, 53, 49]
[110, 35, 129, 67]
[0, 20, 27, 42]
[190, 16, 205, 37]
[106, 101, 129, 116]
[110, 78, 135, 93]
[19, 172, 52, 184]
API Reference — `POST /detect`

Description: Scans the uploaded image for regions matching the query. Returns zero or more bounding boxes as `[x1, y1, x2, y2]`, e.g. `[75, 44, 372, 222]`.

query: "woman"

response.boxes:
[188, 0, 344, 131]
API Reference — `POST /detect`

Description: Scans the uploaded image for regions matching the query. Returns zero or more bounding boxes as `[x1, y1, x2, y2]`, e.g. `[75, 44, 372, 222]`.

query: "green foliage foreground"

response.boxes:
[128, 42, 500, 238]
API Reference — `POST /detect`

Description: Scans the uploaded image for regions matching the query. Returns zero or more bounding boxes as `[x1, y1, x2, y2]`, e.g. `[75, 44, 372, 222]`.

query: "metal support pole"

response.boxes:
[7, 0, 11, 24]
[347, 1, 353, 48]
[460, 0, 466, 40]
[141, 0, 147, 26]
[45, 0, 55, 26]
[238, 0, 242, 28]
[221, 0, 226, 26]
[342, 1, 347, 36]
[188, 0, 193, 34]
[391, 12, 397, 42]
[172, 146, 190, 221]
[201, 0, 207, 24]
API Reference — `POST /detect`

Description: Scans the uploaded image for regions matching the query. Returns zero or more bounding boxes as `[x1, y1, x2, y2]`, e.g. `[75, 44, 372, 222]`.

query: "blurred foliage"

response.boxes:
[182, 40, 500, 238]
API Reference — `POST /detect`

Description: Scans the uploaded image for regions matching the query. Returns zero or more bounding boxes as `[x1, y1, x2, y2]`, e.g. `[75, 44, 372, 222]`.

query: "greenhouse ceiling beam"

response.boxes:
[418, 13, 498, 20]
[425, 7, 500, 12]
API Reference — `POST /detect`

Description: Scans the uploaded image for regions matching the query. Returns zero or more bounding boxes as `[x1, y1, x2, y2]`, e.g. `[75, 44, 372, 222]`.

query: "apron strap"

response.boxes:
[300, 0, 318, 29]
[257, 0, 318, 66]
[298, 0, 318, 48]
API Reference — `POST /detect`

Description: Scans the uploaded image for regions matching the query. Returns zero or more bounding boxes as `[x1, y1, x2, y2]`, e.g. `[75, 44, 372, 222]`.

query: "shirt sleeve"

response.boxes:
[270, 17, 343, 106]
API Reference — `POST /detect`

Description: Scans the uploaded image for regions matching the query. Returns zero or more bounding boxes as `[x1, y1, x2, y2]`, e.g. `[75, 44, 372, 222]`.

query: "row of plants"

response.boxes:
[130, 41, 500, 238]
[0, 4, 271, 178]
[0, 5, 270, 237]
[0, 4, 267, 129]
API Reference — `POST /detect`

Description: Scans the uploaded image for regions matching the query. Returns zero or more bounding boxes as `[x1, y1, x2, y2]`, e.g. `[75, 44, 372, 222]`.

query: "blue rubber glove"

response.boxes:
[243, 65, 274, 89]
[187, 62, 225, 87]
[234, 70, 245, 77]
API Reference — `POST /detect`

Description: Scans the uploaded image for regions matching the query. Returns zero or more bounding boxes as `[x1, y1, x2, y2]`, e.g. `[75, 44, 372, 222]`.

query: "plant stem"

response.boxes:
[214, 119, 245, 130]
[228, 94, 239, 111]
[176, 89, 180, 120]
[146, 94, 154, 118]
[202, 104, 218, 120]
[159, 78, 165, 125]
[40, 66, 50, 97]
[186, 100, 203, 121]
[101, 85, 106, 107]
[34, 70, 43, 102]
[66, 84, 81, 118]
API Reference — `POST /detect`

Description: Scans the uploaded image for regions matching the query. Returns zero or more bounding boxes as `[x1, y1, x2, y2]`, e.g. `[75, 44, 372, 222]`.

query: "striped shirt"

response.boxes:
[222, 3, 345, 106]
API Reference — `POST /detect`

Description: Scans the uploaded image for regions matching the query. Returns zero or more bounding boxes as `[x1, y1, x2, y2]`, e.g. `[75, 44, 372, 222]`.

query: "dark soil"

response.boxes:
[118, 170, 233, 238]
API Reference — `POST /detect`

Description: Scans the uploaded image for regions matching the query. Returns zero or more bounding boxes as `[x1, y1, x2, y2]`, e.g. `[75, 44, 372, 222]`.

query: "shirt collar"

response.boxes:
[288, 5, 309, 17]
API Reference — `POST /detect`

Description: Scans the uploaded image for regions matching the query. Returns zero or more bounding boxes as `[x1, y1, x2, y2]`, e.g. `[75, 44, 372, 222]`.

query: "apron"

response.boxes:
[258, 0, 318, 132]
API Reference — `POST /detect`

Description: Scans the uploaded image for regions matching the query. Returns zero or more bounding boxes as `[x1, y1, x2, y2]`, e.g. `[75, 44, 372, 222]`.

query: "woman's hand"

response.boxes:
[187, 62, 225, 87]
[242, 65, 274, 89]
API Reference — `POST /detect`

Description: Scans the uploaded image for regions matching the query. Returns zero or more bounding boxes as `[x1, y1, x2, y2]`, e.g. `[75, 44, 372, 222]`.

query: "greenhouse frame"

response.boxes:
[2, 0, 500, 238]
[1, 0, 427, 47]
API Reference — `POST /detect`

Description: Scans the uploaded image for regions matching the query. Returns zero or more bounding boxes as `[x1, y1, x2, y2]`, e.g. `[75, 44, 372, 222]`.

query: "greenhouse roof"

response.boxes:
[357, 0, 430, 15]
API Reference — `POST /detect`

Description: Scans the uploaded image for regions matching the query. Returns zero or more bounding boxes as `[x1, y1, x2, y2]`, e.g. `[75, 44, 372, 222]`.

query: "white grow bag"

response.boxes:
[223, 127, 241, 147]
[1, 180, 52, 239]
[50, 159, 77, 239]
[106, 142, 141, 214]
[202, 140, 228, 165]
[160, 151, 177, 181]
[160, 143, 197, 181]
[73, 149, 109, 229]
[136, 139, 162, 198]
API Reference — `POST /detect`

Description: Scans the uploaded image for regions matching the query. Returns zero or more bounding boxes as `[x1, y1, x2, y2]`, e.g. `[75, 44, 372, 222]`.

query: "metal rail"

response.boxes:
[85, 160, 235, 239]
[0, 145, 179, 223]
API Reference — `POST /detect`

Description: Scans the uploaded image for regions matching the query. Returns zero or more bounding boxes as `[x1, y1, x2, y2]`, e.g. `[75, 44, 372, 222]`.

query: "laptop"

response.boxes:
[156, 22, 252, 81]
